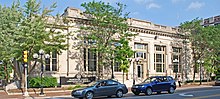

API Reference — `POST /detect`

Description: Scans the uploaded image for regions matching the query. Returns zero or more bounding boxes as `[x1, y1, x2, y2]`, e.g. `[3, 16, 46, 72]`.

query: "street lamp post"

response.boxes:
[33, 49, 50, 96]
[197, 60, 204, 85]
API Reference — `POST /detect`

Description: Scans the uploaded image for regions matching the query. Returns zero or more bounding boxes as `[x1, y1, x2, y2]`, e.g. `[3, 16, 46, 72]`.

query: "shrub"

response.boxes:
[29, 77, 58, 88]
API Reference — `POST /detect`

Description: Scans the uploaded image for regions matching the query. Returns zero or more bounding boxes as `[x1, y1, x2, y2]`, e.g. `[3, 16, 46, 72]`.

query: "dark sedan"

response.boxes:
[71, 79, 128, 99]
[131, 76, 176, 96]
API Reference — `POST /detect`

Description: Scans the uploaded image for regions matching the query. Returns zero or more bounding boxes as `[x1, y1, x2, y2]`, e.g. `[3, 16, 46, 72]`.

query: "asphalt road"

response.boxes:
[46, 86, 220, 99]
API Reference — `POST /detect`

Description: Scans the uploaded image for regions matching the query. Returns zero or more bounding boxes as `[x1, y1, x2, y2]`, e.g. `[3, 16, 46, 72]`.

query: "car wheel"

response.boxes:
[168, 86, 175, 94]
[133, 92, 140, 95]
[116, 90, 123, 98]
[145, 88, 152, 95]
[85, 91, 93, 99]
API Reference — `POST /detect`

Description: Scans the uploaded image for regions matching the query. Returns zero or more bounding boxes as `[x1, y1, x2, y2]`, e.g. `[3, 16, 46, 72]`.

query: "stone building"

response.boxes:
[202, 15, 220, 26]
[40, 7, 200, 87]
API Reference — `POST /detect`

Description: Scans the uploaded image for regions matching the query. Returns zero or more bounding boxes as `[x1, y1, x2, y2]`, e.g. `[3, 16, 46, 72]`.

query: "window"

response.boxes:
[134, 43, 147, 49]
[172, 47, 182, 73]
[155, 45, 165, 51]
[134, 43, 148, 59]
[135, 52, 146, 59]
[107, 80, 118, 86]
[114, 62, 121, 72]
[52, 52, 57, 71]
[88, 49, 96, 71]
[83, 38, 97, 72]
[154, 45, 166, 72]
[45, 51, 58, 71]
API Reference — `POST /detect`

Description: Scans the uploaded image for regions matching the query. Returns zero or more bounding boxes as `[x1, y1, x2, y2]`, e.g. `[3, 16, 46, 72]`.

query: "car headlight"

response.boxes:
[75, 90, 84, 95]
[76, 90, 84, 93]
[141, 85, 145, 88]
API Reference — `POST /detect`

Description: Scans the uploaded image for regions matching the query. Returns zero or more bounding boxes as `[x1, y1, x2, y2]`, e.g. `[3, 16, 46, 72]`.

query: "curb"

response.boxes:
[24, 95, 71, 99]
[7, 90, 72, 95]
[176, 85, 213, 90]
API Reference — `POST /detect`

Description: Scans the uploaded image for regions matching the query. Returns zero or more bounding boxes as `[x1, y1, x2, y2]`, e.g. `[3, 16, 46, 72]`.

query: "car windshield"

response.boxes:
[143, 77, 157, 83]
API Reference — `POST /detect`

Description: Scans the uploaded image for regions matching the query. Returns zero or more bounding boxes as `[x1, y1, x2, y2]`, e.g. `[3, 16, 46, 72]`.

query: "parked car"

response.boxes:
[215, 77, 220, 86]
[71, 79, 128, 99]
[131, 76, 176, 96]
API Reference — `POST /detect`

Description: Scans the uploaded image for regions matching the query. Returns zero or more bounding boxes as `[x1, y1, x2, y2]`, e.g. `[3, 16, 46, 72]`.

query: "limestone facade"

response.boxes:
[41, 7, 201, 86]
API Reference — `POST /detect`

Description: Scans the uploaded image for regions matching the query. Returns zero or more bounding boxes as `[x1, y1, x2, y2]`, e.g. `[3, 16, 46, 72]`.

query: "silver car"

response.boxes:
[71, 79, 128, 99]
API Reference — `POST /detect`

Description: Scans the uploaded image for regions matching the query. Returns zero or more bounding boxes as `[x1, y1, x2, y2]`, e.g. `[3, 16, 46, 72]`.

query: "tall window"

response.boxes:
[172, 47, 181, 73]
[134, 43, 147, 59]
[154, 45, 166, 72]
[52, 52, 57, 71]
[84, 48, 97, 71]
[88, 49, 96, 71]
[45, 51, 57, 71]
[114, 62, 121, 72]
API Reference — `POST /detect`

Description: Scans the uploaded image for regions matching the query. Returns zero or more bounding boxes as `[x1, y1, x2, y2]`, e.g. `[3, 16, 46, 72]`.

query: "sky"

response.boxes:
[0, 0, 220, 27]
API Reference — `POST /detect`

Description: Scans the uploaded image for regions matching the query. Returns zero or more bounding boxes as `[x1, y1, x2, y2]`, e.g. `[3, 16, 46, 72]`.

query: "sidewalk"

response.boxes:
[0, 82, 215, 99]
[0, 88, 72, 99]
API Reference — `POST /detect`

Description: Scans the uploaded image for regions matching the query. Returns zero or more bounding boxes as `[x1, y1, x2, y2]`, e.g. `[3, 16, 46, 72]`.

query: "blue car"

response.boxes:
[71, 79, 128, 99]
[131, 76, 176, 95]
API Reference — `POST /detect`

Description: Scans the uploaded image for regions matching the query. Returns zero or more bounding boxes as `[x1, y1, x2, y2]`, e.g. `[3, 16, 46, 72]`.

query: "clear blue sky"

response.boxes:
[1, 0, 220, 26]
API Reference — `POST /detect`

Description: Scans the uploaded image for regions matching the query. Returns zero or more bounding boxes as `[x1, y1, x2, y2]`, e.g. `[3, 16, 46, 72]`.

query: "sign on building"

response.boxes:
[60, 74, 96, 85]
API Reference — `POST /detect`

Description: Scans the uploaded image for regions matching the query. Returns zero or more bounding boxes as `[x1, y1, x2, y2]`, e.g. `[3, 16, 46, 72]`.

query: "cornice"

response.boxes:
[47, 16, 185, 39]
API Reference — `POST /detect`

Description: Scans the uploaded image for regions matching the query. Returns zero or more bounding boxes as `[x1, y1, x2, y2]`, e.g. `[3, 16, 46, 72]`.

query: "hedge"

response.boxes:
[29, 77, 58, 88]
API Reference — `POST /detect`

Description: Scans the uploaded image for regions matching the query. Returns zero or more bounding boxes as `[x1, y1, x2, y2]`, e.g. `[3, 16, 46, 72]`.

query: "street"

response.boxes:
[45, 86, 220, 99]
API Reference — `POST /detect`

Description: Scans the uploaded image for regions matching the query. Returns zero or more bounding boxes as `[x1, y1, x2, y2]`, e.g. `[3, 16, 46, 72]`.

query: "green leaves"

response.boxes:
[79, 1, 133, 77]
[180, 18, 220, 77]
[0, 0, 68, 80]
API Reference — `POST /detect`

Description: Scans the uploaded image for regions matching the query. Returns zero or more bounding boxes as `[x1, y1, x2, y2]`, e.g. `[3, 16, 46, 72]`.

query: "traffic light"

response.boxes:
[23, 50, 28, 63]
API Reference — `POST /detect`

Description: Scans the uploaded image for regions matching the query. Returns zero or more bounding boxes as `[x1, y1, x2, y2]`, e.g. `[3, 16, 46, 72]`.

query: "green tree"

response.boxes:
[180, 18, 206, 82]
[0, 2, 22, 82]
[77, 1, 134, 79]
[115, 38, 134, 83]
[0, 0, 68, 86]
[201, 25, 220, 80]
[180, 18, 220, 82]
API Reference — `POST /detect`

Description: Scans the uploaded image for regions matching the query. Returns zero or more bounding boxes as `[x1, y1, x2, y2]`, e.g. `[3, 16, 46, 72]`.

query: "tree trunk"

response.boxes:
[193, 63, 196, 83]
[192, 48, 196, 83]
[4, 63, 8, 85]
[12, 60, 22, 89]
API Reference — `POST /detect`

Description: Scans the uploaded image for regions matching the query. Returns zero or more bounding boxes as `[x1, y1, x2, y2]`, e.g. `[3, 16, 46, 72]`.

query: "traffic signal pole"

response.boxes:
[23, 51, 29, 96]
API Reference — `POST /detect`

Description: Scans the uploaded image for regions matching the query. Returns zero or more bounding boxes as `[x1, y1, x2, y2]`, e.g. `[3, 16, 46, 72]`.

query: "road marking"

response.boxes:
[186, 94, 220, 99]
[179, 93, 193, 97]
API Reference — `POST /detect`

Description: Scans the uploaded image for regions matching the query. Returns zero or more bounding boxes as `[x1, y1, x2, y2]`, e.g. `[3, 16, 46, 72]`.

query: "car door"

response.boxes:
[152, 77, 167, 91]
[93, 81, 109, 96]
[151, 78, 162, 91]
[162, 77, 171, 90]
[105, 80, 118, 96]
